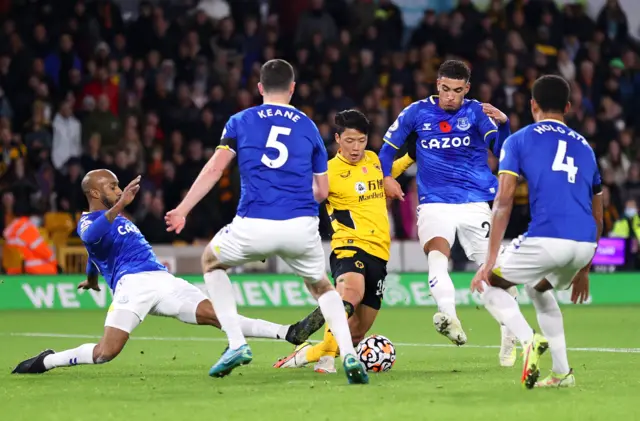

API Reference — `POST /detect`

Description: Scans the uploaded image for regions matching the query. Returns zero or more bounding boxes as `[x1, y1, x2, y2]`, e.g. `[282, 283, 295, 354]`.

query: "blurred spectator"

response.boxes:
[82, 94, 120, 149]
[56, 158, 86, 214]
[138, 195, 174, 244]
[44, 34, 82, 92]
[51, 100, 81, 170]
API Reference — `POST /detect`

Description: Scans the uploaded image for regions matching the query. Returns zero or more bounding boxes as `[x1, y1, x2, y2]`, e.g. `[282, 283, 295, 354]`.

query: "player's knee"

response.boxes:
[94, 342, 123, 363]
[424, 237, 451, 257]
[201, 246, 228, 273]
[194, 299, 221, 328]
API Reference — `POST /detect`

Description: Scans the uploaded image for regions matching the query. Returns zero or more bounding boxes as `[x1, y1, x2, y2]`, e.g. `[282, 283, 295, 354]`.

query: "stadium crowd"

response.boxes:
[0, 0, 639, 266]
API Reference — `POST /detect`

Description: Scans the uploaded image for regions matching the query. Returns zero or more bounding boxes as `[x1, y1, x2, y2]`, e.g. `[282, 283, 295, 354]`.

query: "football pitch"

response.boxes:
[1, 306, 639, 421]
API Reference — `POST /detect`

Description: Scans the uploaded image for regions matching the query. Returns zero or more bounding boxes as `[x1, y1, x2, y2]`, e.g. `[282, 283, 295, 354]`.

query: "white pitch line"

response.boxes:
[5, 332, 640, 354]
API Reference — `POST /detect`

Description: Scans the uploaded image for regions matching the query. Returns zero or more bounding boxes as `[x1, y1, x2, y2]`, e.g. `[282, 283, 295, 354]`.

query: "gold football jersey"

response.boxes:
[326, 150, 391, 261]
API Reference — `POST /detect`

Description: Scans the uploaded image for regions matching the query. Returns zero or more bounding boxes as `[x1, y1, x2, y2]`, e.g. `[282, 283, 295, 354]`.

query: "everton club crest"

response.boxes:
[456, 117, 471, 131]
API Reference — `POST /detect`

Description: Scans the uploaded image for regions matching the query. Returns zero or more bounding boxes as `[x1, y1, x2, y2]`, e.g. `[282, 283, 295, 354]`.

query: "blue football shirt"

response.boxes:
[219, 103, 328, 220]
[381, 96, 508, 204]
[78, 211, 166, 290]
[499, 119, 601, 242]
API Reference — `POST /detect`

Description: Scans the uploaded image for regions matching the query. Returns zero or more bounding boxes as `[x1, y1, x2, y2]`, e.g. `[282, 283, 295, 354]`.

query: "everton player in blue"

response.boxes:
[471, 75, 603, 389]
[379, 60, 517, 365]
[164, 59, 368, 384]
[12, 170, 296, 375]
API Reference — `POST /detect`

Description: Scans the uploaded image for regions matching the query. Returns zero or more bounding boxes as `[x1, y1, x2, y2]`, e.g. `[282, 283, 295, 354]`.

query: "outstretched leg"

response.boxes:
[13, 310, 137, 374]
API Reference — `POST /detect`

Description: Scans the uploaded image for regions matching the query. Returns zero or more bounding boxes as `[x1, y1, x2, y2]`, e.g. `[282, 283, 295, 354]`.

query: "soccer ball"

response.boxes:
[356, 334, 396, 372]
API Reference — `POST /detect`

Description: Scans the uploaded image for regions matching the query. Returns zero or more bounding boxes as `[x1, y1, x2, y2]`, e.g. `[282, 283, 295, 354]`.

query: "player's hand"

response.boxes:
[77, 279, 100, 291]
[383, 176, 404, 201]
[165, 209, 186, 234]
[119, 175, 141, 206]
[570, 269, 590, 304]
[481, 103, 508, 125]
[470, 263, 493, 293]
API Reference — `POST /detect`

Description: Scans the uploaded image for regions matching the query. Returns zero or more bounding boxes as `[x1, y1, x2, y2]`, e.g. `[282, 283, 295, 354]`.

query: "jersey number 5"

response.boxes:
[552, 140, 578, 183]
[262, 125, 291, 169]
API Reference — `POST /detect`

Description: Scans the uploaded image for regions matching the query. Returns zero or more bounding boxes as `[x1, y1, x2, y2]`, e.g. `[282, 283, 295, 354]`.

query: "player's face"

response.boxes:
[437, 77, 470, 111]
[99, 175, 122, 208]
[336, 128, 367, 163]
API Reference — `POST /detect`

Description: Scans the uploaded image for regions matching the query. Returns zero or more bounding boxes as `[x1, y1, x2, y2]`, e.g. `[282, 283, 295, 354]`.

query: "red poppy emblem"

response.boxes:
[439, 121, 452, 133]
[362, 167, 368, 174]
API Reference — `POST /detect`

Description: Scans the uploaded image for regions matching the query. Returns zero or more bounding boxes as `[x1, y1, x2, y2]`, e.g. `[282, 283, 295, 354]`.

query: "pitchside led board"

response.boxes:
[592, 238, 626, 267]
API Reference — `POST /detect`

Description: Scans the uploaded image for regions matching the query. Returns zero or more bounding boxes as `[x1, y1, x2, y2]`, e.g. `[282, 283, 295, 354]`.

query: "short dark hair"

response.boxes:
[437, 60, 471, 82]
[532, 75, 570, 113]
[335, 109, 370, 135]
[260, 59, 295, 93]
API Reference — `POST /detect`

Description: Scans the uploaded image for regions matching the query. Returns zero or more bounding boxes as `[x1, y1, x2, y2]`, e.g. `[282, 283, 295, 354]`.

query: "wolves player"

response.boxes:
[378, 60, 518, 365]
[274, 110, 394, 374]
[164, 59, 368, 384]
[471, 75, 603, 388]
[12, 170, 294, 375]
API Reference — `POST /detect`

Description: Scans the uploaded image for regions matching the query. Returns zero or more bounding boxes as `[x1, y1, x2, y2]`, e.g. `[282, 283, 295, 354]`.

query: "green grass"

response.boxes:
[1, 306, 639, 421]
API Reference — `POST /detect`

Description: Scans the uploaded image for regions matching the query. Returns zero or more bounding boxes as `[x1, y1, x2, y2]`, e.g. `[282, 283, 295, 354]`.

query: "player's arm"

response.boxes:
[478, 103, 510, 156]
[172, 119, 238, 218]
[391, 154, 415, 178]
[78, 259, 100, 291]
[380, 105, 417, 199]
[571, 170, 603, 304]
[312, 129, 329, 202]
[80, 176, 141, 244]
[485, 134, 521, 269]
[176, 147, 235, 214]
[379, 106, 416, 176]
[390, 132, 417, 178]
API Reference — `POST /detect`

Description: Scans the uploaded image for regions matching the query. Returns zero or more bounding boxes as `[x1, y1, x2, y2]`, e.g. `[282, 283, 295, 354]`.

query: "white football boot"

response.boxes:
[273, 342, 311, 368]
[433, 312, 467, 345]
[499, 325, 517, 367]
[314, 355, 337, 374]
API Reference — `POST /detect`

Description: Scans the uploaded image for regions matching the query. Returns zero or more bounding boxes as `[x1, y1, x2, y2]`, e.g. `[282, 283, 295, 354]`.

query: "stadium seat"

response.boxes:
[2, 244, 23, 273]
[44, 212, 75, 234]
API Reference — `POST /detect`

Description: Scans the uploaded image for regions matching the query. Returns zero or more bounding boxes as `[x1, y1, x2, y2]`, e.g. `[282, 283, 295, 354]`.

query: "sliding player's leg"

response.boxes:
[12, 275, 152, 374]
[457, 202, 518, 366]
[417, 203, 467, 345]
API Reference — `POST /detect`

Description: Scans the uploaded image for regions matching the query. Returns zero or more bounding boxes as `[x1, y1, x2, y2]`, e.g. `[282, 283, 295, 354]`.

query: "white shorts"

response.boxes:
[494, 236, 597, 290]
[417, 202, 492, 263]
[210, 216, 326, 281]
[105, 271, 208, 333]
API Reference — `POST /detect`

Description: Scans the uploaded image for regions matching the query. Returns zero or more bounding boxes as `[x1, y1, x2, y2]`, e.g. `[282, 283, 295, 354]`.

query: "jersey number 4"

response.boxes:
[261, 125, 291, 169]
[552, 140, 578, 184]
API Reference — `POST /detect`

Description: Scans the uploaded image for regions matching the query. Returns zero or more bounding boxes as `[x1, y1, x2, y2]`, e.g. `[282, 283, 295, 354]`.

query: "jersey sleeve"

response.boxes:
[383, 103, 418, 150]
[590, 149, 603, 194]
[311, 128, 328, 175]
[471, 101, 506, 154]
[86, 258, 99, 277]
[218, 115, 239, 154]
[78, 213, 111, 245]
[498, 131, 523, 178]
[380, 103, 419, 176]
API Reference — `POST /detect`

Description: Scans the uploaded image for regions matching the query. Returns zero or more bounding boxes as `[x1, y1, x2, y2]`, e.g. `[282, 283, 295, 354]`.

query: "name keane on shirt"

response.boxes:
[257, 108, 302, 123]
